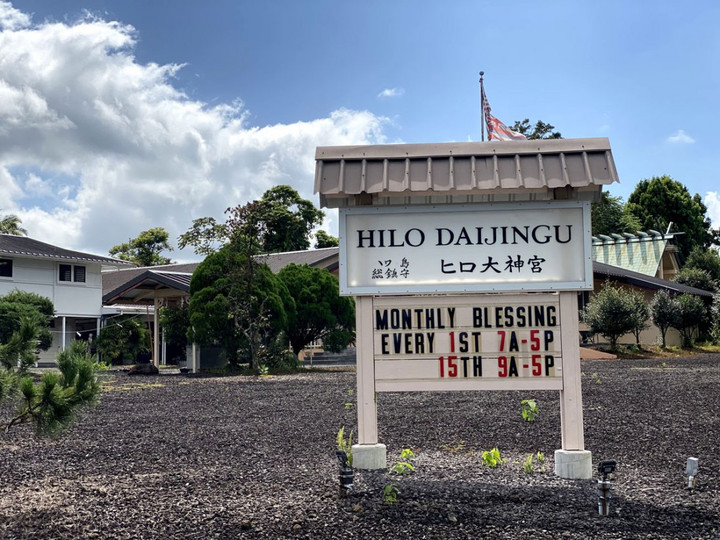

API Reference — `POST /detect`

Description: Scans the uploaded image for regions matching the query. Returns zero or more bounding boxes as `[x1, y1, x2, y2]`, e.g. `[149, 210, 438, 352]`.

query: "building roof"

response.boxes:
[593, 261, 714, 297]
[101, 249, 340, 305]
[592, 230, 678, 277]
[102, 245, 713, 307]
[315, 138, 619, 208]
[260, 247, 339, 273]
[103, 263, 199, 304]
[0, 234, 133, 267]
[103, 270, 194, 305]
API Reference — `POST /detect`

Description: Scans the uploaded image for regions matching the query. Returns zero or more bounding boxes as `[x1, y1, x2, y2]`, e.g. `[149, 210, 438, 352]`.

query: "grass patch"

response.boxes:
[102, 382, 165, 392]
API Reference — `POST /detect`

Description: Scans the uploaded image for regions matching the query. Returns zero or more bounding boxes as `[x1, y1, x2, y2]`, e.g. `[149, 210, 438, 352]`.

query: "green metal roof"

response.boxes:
[591, 232, 672, 277]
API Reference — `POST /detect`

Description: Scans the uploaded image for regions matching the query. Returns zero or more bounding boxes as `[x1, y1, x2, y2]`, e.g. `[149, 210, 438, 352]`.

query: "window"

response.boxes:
[59, 263, 86, 283]
[0, 258, 12, 278]
[73, 265, 86, 283]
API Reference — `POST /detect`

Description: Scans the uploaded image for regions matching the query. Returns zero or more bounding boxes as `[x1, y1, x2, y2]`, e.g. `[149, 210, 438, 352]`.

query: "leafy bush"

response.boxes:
[0, 291, 54, 352]
[582, 282, 636, 349]
[628, 289, 651, 345]
[711, 294, 720, 344]
[675, 267, 717, 293]
[651, 290, 678, 348]
[673, 293, 707, 348]
[95, 317, 150, 364]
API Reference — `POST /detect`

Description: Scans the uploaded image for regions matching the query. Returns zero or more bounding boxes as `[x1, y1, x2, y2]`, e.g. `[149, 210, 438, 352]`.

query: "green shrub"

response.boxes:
[582, 282, 636, 349]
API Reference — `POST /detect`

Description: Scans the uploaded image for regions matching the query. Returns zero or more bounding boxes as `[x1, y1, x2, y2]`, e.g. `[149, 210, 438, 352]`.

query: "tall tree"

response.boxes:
[226, 185, 325, 253]
[177, 217, 228, 256]
[188, 244, 294, 369]
[511, 119, 562, 139]
[277, 264, 354, 356]
[178, 185, 325, 256]
[683, 246, 720, 283]
[315, 230, 339, 249]
[626, 176, 719, 261]
[0, 211, 27, 236]
[591, 192, 642, 236]
[109, 227, 174, 266]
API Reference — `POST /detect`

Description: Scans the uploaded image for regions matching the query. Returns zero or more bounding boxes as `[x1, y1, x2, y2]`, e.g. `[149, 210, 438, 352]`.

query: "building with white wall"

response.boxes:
[0, 234, 133, 365]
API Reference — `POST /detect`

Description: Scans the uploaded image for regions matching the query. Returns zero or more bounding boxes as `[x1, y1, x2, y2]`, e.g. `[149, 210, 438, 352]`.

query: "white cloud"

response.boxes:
[0, 6, 388, 258]
[704, 192, 720, 231]
[667, 129, 695, 144]
[0, 1, 30, 30]
[23, 173, 54, 198]
[377, 88, 405, 99]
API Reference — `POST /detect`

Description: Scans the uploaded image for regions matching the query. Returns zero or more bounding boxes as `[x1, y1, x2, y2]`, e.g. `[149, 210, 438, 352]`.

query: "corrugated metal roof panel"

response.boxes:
[315, 138, 619, 208]
[0, 234, 133, 266]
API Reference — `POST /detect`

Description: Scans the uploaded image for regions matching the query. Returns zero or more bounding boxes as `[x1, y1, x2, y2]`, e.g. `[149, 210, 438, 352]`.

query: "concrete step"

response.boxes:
[304, 349, 357, 365]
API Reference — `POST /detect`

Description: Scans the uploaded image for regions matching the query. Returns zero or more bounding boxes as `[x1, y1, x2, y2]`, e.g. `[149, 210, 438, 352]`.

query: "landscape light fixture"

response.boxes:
[686, 457, 699, 489]
[336, 450, 354, 496]
[597, 460, 616, 516]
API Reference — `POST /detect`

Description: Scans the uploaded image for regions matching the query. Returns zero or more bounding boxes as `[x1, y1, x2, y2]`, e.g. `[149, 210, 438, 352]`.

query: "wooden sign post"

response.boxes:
[316, 139, 619, 479]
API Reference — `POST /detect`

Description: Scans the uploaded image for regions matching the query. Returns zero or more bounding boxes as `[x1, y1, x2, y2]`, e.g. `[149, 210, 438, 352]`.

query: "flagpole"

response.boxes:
[479, 71, 485, 142]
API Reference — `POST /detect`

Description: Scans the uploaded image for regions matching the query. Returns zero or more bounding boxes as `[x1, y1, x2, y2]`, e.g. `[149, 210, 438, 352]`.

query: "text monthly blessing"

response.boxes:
[375, 305, 558, 331]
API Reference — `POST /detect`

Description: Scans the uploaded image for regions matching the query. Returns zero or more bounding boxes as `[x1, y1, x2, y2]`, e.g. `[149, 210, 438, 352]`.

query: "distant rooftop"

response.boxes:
[592, 230, 679, 278]
[0, 234, 133, 267]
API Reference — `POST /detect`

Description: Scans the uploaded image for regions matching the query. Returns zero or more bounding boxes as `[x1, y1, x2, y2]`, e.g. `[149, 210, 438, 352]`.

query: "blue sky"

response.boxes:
[1, 1, 719, 258]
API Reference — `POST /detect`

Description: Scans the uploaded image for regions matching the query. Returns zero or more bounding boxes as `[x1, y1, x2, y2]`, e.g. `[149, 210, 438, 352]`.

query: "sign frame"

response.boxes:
[339, 201, 593, 296]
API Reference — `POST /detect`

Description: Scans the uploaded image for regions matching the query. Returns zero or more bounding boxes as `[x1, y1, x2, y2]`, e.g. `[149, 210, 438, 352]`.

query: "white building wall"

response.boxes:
[0, 257, 103, 317]
[1, 255, 104, 365]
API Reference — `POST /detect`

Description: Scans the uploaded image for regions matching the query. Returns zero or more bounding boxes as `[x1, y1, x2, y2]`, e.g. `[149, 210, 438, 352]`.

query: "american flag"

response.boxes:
[481, 86, 527, 141]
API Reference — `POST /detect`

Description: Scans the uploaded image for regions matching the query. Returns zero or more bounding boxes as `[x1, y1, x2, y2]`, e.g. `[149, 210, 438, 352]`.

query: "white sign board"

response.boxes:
[372, 294, 563, 392]
[339, 202, 592, 295]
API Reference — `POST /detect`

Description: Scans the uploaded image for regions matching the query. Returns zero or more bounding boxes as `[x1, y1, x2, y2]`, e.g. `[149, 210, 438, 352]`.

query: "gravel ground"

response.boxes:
[1, 354, 719, 539]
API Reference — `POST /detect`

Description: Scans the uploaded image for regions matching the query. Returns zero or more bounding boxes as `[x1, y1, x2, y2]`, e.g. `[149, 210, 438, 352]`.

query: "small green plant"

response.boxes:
[383, 483, 398, 504]
[258, 364, 270, 376]
[336, 427, 354, 467]
[347, 388, 354, 395]
[344, 402, 353, 410]
[522, 454, 535, 474]
[389, 448, 415, 475]
[520, 398, 539, 422]
[522, 452, 547, 474]
[92, 359, 112, 371]
[441, 441, 465, 454]
[481, 447, 504, 468]
[592, 372, 602, 384]
[661, 361, 667, 369]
